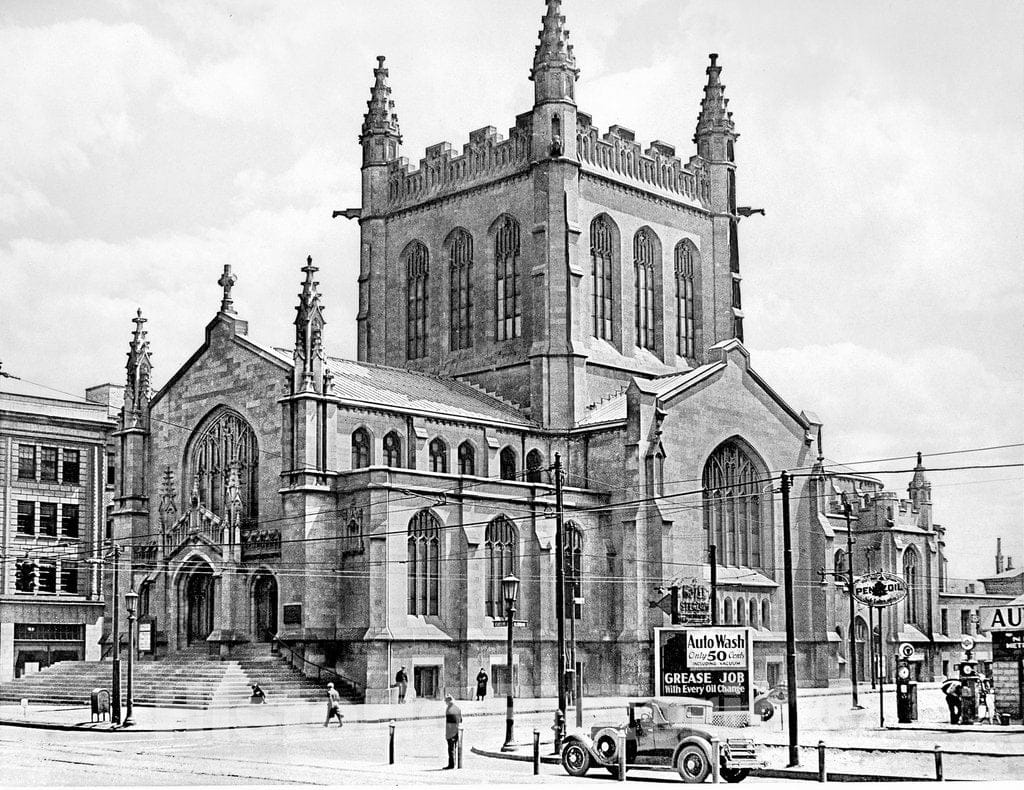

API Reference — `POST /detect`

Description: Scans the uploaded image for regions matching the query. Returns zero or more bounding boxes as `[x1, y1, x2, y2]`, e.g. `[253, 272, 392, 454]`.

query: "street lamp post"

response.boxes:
[124, 587, 138, 727]
[501, 573, 520, 752]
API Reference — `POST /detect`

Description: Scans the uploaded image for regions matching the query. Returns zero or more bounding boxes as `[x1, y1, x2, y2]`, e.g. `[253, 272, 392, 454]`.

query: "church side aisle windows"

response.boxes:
[408, 510, 440, 616]
[525, 449, 544, 483]
[702, 440, 764, 569]
[429, 438, 448, 473]
[351, 428, 370, 468]
[383, 431, 403, 468]
[485, 516, 518, 618]
[499, 447, 517, 481]
[590, 216, 614, 340]
[458, 441, 476, 476]
[633, 228, 657, 350]
[564, 521, 583, 619]
[495, 216, 522, 341]
[405, 242, 429, 360]
[674, 240, 697, 359]
[448, 229, 474, 351]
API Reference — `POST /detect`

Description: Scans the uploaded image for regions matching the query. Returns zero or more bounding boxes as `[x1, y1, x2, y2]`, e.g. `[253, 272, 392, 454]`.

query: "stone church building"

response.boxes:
[110, 1, 941, 702]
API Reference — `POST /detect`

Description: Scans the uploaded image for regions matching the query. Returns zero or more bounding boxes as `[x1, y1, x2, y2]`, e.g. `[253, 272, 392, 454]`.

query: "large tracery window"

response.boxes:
[674, 240, 697, 359]
[448, 229, 474, 350]
[564, 522, 583, 620]
[485, 516, 519, 618]
[495, 216, 522, 341]
[591, 216, 614, 340]
[634, 228, 657, 350]
[189, 409, 259, 526]
[408, 510, 441, 616]
[702, 440, 763, 568]
[405, 241, 429, 360]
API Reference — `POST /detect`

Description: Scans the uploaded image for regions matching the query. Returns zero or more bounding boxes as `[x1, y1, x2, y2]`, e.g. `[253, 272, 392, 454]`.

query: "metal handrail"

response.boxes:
[272, 635, 365, 695]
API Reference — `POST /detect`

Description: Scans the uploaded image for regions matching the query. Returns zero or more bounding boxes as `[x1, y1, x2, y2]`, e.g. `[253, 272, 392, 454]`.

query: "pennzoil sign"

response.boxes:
[852, 572, 908, 607]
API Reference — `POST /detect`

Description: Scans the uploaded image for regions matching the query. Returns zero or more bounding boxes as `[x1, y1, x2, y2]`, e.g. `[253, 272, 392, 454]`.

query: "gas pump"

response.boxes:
[895, 643, 918, 723]
[958, 636, 979, 725]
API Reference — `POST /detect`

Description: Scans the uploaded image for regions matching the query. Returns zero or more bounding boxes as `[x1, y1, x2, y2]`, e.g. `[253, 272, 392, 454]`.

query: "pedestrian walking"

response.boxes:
[395, 666, 409, 704]
[324, 682, 344, 728]
[475, 667, 489, 701]
[940, 677, 961, 724]
[443, 694, 462, 769]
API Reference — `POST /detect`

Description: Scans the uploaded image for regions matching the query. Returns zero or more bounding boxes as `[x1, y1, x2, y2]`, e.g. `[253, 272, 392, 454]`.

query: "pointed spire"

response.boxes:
[218, 263, 237, 314]
[122, 308, 153, 428]
[531, 0, 579, 103]
[908, 450, 931, 508]
[360, 55, 401, 145]
[294, 255, 327, 394]
[694, 53, 737, 143]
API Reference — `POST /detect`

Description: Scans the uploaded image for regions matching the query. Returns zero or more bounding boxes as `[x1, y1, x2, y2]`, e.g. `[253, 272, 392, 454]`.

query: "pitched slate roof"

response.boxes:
[324, 357, 533, 427]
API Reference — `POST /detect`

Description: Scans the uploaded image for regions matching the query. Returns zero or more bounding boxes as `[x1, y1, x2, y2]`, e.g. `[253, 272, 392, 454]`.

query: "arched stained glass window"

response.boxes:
[525, 449, 544, 483]
[458, 441, 476, 476]
[634, 228, 657, 350]
[903, 547, 919, 623]
[408, 510, 441, 616]
[674, 240, 697, 358]
[448, 230, 474, 351]
[351, 428, 370, 469]
[429, 438, 448, 474]
[495, 216, 522, 341]
[188, 408, 259, 526]
[499, 447, 516, 481]
[564, 521, 583, 620]
[702, 440, 763, 568]
[383, 431, 403, 468]
[485, 516, 519, 618]
[591, 216, 614, 340]
[405, 242, 429, 359]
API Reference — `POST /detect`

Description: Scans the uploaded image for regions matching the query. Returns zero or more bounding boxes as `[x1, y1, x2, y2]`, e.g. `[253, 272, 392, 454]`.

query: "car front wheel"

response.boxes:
[561, 742, 591, 777]
[676, 744, 711, 783]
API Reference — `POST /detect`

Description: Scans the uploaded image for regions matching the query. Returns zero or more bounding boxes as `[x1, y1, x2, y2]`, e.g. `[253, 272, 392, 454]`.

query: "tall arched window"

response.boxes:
[458, 441, 476, 476]
[485, 516, 518, 618]
[674, 240, 697, 358]
[703, 440, 764, 568]
[408, 510, 441, 615]
[351, 428, 370, 469]
[499, 447, 516, 481]
[724, 597, 734, 624]
[429, 438, 448, 474]
[188, 408, 259, 525]
[448, 229, 474, 350]
[383, 431, 403, 468]
[495, 216, 522, 340]
[525, 449, 544, 483]
[834, 549, 848, 581]
[736, 597, 746, 625]
[564, 521, 583, 619]
[405, 241, 429, 359]
[903, 547, 920, 623]
[591, 216, 614, 340]
[749, 599, 758, 629]
[633, 228, 657, 350]
[761, 599, 771, 630]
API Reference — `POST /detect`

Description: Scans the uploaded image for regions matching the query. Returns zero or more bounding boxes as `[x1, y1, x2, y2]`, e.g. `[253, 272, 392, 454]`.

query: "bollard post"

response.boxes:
[457, 725, 464, 769]
[617, 727, 627, 782]
[934, 744, 943, 781]
[817, 740, 827, 783]
[533, 729, 540, 775]
[710, 737, 721, 784]
[388, 719, 395, 765]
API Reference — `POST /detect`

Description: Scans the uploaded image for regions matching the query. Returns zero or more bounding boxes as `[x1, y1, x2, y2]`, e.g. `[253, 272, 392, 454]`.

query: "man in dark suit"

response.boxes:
[443, 694, 462, 769]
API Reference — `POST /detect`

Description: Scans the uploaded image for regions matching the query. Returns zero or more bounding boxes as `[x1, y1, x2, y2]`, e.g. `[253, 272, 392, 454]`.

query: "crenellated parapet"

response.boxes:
[386, 119, 532, 210]
[576, 114, 709, 207]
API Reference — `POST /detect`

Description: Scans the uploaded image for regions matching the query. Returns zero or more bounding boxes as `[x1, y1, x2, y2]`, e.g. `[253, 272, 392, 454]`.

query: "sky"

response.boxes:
[0, 0, 1021, 582]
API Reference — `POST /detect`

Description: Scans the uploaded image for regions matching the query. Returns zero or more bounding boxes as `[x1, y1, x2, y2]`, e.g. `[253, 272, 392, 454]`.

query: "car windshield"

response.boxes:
[656, 703, 705, 724]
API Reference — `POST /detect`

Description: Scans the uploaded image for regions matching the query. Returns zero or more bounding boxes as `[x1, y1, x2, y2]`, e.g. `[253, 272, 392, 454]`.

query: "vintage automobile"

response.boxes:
[560, 698, 761, 783]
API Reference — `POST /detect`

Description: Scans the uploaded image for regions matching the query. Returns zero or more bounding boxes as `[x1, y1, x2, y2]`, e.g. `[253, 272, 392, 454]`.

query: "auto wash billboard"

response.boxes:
[654, 626, 753, 712]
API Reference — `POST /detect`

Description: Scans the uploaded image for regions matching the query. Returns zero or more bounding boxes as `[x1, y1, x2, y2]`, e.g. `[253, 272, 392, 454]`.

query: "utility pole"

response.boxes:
[110, 543, 122, 726]
[709, 545, 718, 625]
[553, 453, 567, 749]
[780, 471, 799, 767]
[670, 585, 680, 626]
[842, 495, 861, 709]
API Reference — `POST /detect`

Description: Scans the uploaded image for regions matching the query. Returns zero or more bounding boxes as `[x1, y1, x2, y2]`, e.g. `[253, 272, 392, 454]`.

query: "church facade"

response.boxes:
[111, 1, 914, 701]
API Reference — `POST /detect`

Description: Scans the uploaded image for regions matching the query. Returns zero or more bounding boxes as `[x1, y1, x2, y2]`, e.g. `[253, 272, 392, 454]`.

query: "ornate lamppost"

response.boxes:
[501, 573, 520, 752]
[123, 587, 138, 727]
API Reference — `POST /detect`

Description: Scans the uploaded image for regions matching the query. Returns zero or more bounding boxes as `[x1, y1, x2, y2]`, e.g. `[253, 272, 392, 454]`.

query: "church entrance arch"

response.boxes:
[253, 573, 278, 642]
[184, 563, 215, 646]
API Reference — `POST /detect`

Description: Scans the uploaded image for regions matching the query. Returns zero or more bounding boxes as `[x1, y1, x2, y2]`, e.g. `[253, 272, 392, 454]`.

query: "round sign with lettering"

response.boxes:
[852, 572, 909, 607]
[961, 635, 976, 651]
[898, 643, 914, 659]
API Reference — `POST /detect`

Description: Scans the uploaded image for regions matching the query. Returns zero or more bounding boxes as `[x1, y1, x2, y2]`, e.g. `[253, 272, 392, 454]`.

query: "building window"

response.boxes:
[834, 549, 848, 581]
[106, 452, 116, 486]
[564, 521, 583, 620]
[18, 445, 36, 480]
[703, 440, 764, 568]
[429, 438, 448, 473]
[383, 431, 402, 468]
[749, 599, 758, 628]
[903, 547, 919, 624]
[61, 449, 81, 485]
[733, 315, 744, 343]
[188, 408, 259, 526]
[940, 608, 948, 635]
[591, 215, 614, 340]
[674, 240, 697, 358]
[960, 610, 972, 635]
[40, 447, 58, 482]
[351, 428, 371, 469]
[633, 228, 657, 350]
[495, 216, 522, 341]
[761, 599, 771, 629]
[485, 516, 518, 618]
[458, 442, 476, 476]
[37, 562, 57, 594]
[39, 502, 58, 536]
[731, 277, 742, 309]
[61, 504, 80, 538]
[60, 562, 78, 595]
[448, 229, 474, 350]
[525, 449, 544, 483]
[17, 501, 35, 535]
[499, 447, 516, 481]
[729, 220, 739, 274]
[724, 597, 734, 624]
[15, 561, 35, 593]
[405, 241, 429, 360]
[408, 510, 441, 616]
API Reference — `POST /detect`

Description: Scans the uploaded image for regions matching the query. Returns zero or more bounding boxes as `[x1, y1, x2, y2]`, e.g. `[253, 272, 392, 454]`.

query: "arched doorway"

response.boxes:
[253, 573, 278, 642]
[185, 568, 215, 645]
